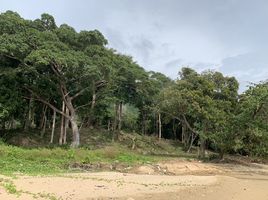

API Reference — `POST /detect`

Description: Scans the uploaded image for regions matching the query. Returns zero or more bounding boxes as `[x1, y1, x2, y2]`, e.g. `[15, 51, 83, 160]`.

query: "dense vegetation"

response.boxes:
[0, 11, 267, 160]
[0, 129, 190, 175]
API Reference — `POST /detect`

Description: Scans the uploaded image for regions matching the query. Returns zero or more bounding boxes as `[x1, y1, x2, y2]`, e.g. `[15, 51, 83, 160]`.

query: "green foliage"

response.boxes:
[0, 103, 9, 119]
[3, 182, 18, 195]
[0, 143, 156, 175]
[121, 104, 140, 131]
[0, 10, 267, 159]
[158, 67, 240, 157]
[40, 13, 57, 31]
[235, 83, 268, 157]
[0, 11, 26, 35]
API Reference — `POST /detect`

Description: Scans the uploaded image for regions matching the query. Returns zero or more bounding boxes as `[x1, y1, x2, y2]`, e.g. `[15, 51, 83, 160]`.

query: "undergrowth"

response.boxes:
[0, 143, 162, 175]
[0, 129, 195, 175]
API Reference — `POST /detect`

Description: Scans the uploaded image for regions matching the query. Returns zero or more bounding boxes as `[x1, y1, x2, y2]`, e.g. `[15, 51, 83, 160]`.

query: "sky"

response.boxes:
[1, 0, 268, 91]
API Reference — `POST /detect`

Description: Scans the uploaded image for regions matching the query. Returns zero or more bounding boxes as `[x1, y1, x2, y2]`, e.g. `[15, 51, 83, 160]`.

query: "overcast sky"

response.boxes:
[1, 0, 268, 91]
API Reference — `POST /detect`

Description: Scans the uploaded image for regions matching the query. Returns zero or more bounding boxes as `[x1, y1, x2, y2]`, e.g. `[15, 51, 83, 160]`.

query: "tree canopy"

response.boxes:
[0, 11, 267, 158]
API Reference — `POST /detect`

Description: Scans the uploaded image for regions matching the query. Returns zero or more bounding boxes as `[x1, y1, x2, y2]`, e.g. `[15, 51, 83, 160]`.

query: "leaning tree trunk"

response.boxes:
[26, 80, 82, 147]
[40, 105, 47, 138]
[187, 132, 196, 153]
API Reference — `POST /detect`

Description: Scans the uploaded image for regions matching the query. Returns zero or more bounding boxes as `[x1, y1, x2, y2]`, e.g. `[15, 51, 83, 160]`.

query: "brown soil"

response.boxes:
[0, 159, 268, 200]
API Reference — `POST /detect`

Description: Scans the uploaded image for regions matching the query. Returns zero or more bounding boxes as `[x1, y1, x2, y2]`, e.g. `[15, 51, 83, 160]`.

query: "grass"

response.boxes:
[3, 182, 18, 194]
[0, 128, 196, 175]
[0, 177, 59, 199]
[0, 143, 161, 175]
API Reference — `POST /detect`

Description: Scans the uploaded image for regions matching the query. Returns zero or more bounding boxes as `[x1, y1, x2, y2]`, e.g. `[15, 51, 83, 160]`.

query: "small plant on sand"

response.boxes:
[3, 181, 20, 196]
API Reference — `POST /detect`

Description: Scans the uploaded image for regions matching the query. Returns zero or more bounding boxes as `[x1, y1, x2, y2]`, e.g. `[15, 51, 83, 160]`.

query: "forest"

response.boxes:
[0, 11, 267, 159]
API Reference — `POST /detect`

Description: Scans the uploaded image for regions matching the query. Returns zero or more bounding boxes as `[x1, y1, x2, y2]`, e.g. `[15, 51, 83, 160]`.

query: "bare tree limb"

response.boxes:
[70, 87, 91, 100]
[23, 88, 70, 119]
[75, 101, 93, 111]
[181, 114, 199, 136]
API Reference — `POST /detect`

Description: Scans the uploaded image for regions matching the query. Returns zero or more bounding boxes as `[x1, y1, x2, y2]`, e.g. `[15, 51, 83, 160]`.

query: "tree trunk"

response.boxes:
[30, 101, 35, 128]
[66, 96, 80, 148]
[199, 137, 206, 158]
[10, 117, 15, 129]
[154, 113, 158, 136]
[50, 109, 56, 143]
[91, 92, 96, 109]
[41, 115, 47, 138]
[112, 103, 119, 142]
[86, 92, 97, 129]
[113, 103, 118, 131]
[187, 132, 196, 153]
[107, 120, 110, 131]
[40, 105, 47, 129]
[1, 121, 5, 130]
[24, 97, 33, 130]
[63, 106, 69, 144]
[70, 118, 80, 147]
[172, 118, 176, 140]
[59, 101, 65, 145]
[181, 122, 185, 144]
[7, 119, 13, 129]
[47, 112, 51, 129]
[54, 99, 80, 147]
[142, 111, 147, 135]
[79, 118, 85, 130]
[118, 102, 123, 131]
[40, 105, 47, 137]
[26, 82, 81, 147]
[219, 149, 224, 160]
[158, 112, 162, 140]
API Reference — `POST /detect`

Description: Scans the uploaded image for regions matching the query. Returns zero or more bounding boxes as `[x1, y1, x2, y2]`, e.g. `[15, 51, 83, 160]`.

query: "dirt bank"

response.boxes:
[0, 160, 268, 200]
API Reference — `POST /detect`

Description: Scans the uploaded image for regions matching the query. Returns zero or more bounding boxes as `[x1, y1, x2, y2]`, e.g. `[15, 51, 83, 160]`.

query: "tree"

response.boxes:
[158, 67, 239, 158]
[235, 82, 268, 157]
[0, 11, 109, 147]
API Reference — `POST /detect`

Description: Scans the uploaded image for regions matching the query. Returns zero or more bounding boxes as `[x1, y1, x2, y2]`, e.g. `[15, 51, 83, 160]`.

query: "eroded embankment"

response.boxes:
[0, 160, 268, 200]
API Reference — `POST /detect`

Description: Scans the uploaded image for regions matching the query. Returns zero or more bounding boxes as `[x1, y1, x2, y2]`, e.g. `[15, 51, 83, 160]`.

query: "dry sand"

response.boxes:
[0, 160, 268, 200]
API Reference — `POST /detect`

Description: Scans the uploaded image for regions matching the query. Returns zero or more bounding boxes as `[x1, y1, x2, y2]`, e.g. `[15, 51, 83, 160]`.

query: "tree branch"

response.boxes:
[23, 88, 70, 119]
[157, 110, 199, 136]
[70, 87, 90, 100]
[181, 114, 199, 136]
[75, 101, 93, 111]
[59, 83, 73, 111]
[95, 80, 108, 89]
[2, 53, 26, 65]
